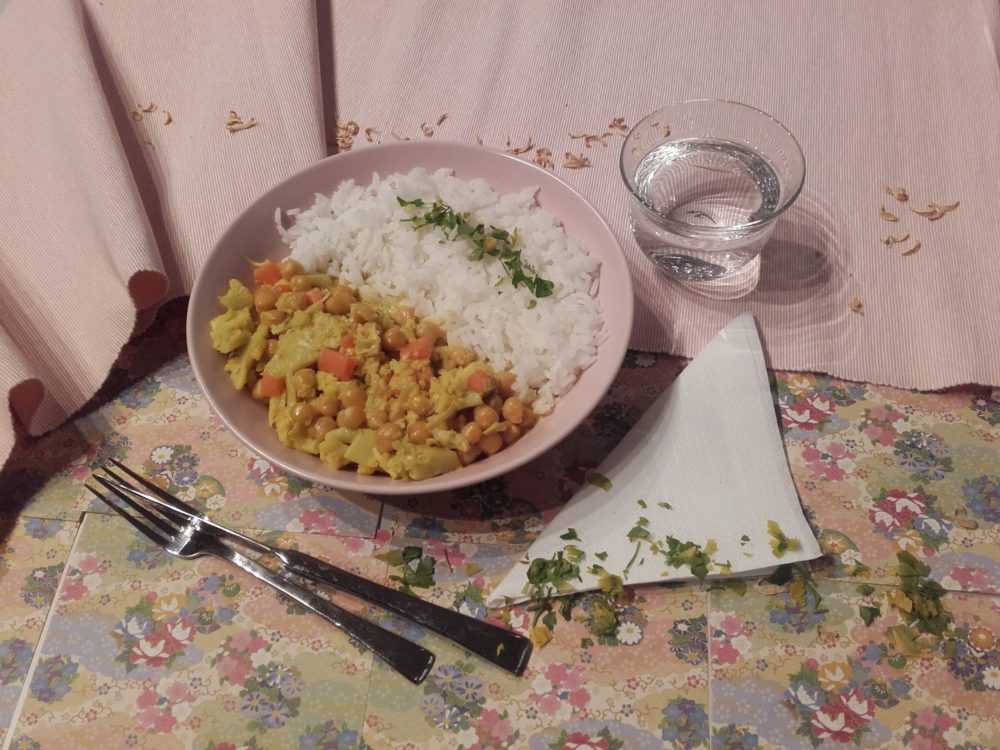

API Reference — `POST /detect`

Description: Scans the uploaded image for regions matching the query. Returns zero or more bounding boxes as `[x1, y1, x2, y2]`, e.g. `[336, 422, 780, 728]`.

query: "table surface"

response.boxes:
[1, 297, 999, 750]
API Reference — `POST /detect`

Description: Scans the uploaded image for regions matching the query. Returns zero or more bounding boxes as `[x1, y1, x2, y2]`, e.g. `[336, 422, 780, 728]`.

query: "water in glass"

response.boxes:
[631, 137, 781, 286]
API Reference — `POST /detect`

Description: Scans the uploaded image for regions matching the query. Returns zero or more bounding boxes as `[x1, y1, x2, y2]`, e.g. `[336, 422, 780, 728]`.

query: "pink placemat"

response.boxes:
[2, 0, 1000, 470]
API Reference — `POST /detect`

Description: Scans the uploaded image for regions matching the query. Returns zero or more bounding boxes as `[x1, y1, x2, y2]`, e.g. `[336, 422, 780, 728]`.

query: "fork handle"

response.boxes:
[220, 545, 435, 684]
[282, 550, 532, 676]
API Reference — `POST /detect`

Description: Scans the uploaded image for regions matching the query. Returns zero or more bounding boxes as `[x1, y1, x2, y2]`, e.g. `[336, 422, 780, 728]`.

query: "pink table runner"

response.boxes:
[2, 0, 1000, 470]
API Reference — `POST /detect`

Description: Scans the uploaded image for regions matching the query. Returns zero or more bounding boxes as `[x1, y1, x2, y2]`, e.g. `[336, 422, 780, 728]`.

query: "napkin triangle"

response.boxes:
[487, 314, 821, 606]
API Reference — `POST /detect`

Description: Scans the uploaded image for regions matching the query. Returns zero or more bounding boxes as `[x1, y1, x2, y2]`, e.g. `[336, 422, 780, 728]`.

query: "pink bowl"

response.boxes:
[187, 141, 634, 495]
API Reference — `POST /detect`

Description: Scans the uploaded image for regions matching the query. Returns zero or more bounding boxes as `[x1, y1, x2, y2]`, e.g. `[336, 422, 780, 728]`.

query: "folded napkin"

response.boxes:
[487, 314, 821, 606]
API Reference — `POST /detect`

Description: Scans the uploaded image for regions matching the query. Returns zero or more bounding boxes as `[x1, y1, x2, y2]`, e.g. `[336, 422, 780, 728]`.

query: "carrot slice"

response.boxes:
[400, 336, 433, 361]
[253, 261, 282, 285]
[318, 348, 357, 381]
[466, 369, 490, 393]
[257, 373, 285, 397]
[305, 288, 324, 305]
[340, 332, 355, 351]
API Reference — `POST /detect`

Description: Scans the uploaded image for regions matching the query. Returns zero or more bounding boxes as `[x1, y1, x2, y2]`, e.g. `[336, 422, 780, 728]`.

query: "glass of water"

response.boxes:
[620, 100, 805, 299]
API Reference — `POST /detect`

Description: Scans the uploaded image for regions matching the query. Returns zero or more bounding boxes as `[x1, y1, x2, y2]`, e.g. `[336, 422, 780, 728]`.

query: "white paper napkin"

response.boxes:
[487, 314, 822, 606]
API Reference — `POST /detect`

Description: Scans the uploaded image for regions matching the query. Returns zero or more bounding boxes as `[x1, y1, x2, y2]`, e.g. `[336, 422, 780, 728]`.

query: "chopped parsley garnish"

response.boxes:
[560, 528, 581, 541]
[398, 196, 554, 299]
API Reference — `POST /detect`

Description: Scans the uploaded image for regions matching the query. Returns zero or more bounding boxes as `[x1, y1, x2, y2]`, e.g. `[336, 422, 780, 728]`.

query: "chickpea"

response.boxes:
[259, 309, 287, 329]
[291, 368, 317, 397]
[309, 416, 337, 441]
[407, 420, 432, 444]
[457, 446, 482, 466]
[381, 326, 408, 352]
[351, 302, 377, 323]
[277, 291, 310, 313]
[479, 433, 503, 456]
[473, 405, 499, 429]
[393, 307, 416, 325]
[501, 423, 523, 445]
[415, 320, 444, 343]
[407, 392, 432, 416]
[337, 404, 365, 430]
[324, 286, 355, 315]
[374, 423, 403, 453]
[290, 402, 316, 426]
[279, 258, 304, 279]
[289, 275, 313, 292]
[450, 346, 475, 367]
[520, 408, 537, 429]
[367, 408, 388, 429]
[460, 422, 483, 446]
[501, 396, 524, 424]
[496, 371, 517, 398]
[312, 392, 340, 417]
[486, 393, 504, 412]
[263, 339, 280, 361]
[339, 382, 365, 407]
[253, 285, 278, 312]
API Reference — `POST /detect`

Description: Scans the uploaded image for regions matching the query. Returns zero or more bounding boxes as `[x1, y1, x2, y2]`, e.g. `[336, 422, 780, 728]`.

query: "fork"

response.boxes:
[87, 477, 436, 685]
[101, 459, 533, 675]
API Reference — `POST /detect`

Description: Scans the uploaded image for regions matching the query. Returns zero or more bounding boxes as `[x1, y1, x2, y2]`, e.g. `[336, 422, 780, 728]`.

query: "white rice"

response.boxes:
[276, 167, 603, 413]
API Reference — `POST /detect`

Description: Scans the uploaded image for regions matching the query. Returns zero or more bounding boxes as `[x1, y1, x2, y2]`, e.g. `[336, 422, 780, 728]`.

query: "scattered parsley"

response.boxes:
[765, 562, 827, 614]
[655, 535, 716, 580]
[767, 520, 802, 559]
[590, 565, 625, 599]
[398, 196, 554, 299]
[739, 534, 750, 545]
[524, 550, 582, 600]
[560, 528, 580, 541]
[375, 545, 436, 594]
[626, 516, 651, 542]
[711, 578, 748, 597]
[658, 502, 673, 510]
[859, 604, 882, 627]
[637, 499, 647, 509]
[587, 472, 613, 491]
[892, 551, 952, 637]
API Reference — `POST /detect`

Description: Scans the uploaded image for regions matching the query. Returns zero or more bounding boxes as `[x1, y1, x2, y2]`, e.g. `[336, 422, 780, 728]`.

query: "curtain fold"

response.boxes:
[0, 0, 327, 469]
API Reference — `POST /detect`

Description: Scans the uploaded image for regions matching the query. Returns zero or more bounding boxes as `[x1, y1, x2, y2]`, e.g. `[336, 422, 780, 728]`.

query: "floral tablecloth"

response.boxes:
[1, 297, 999, 750]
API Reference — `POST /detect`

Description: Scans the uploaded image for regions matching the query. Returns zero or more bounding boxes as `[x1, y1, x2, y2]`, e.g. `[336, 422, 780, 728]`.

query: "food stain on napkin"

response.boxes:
[487, 313, 822, 607]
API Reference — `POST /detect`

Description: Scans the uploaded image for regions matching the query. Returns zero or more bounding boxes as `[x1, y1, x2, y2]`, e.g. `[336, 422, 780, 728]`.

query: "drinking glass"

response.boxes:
[620, 100, 805, 299]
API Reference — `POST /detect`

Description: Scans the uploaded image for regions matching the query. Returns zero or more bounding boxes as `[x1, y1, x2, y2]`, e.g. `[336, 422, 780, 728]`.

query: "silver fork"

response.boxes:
[86, 477, 436, 685]
[100, 459, 533, 675]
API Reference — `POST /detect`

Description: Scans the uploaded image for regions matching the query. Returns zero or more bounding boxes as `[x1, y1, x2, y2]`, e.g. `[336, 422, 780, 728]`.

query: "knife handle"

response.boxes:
[215, 543, 435, 684]
[283, 549, 532, 676]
